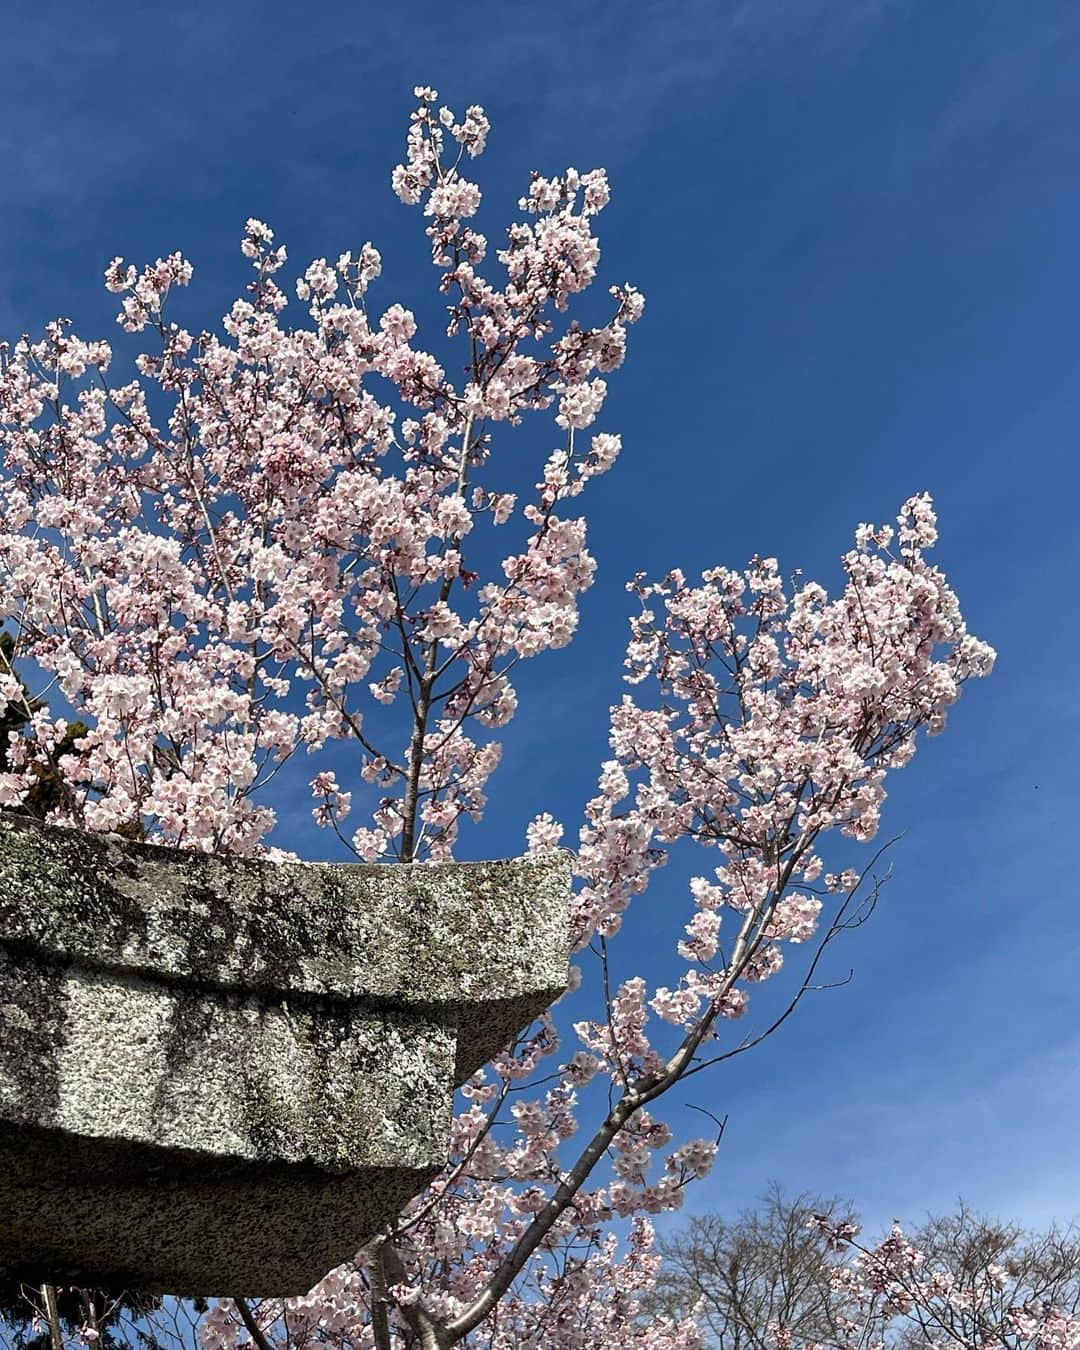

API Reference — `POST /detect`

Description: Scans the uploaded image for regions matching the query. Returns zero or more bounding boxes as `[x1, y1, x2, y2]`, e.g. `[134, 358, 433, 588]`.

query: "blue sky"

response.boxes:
[3, 0, 1078, 1244]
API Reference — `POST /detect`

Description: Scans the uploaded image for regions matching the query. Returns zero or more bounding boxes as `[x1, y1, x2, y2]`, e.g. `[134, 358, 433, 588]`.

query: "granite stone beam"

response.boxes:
[0, 817, 570, 1296]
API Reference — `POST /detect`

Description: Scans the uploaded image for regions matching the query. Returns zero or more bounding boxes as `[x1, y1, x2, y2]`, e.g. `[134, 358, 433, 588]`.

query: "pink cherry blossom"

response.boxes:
[803, 1218, 1080, 1350]
[0, 87, 994, 1349]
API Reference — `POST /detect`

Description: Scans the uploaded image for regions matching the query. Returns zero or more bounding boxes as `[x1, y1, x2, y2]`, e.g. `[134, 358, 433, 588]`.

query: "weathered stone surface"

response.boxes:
[0, 817, 571, 1295]
[0, 955, 455, 1172]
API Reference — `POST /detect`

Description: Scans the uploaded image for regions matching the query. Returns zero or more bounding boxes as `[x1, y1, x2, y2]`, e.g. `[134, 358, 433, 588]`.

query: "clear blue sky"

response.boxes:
[3, 0, 1077, 1241]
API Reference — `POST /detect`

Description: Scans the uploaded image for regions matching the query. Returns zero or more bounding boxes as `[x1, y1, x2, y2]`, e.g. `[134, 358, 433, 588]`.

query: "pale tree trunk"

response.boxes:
[41, 1284, 63, 1350]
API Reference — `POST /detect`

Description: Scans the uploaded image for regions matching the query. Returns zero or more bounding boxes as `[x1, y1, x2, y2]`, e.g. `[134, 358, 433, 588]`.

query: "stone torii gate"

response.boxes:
[0, 817, 570, 1296]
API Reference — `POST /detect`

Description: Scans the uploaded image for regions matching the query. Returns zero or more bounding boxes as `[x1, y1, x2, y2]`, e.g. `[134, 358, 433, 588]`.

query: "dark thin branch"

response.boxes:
[234, 1297, 273, 1350]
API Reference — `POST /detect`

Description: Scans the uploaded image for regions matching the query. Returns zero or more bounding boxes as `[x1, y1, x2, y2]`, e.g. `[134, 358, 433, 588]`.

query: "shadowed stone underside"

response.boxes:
[0, 818, 570, 1295]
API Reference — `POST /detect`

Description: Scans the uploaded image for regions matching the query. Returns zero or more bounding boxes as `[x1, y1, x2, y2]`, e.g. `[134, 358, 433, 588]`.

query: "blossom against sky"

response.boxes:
[1, 0, 1077, 1236]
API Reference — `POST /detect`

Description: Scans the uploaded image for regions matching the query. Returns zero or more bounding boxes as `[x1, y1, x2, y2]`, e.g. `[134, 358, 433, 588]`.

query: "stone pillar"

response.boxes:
[0, 818, 570, 1295]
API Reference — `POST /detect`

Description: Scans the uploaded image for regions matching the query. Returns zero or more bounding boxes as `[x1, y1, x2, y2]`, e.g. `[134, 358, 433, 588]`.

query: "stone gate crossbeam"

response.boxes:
[0, 818, 570, 1296]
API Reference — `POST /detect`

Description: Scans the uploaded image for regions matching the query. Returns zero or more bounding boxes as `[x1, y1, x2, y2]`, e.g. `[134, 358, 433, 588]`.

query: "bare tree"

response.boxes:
[0, 1285, 197, 1350]
[644, 1185, 855, 1348]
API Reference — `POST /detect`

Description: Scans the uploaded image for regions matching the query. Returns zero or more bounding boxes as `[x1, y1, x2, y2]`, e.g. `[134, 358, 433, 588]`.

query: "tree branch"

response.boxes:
[234, 1296, 274, 1350]
[41, 1284, 63, 1350]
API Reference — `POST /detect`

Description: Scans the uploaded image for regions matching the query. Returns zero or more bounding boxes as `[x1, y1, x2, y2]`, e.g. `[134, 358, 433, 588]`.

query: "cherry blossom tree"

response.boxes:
[0, 87, 995, 1349]
[803, 1211, 1080, 1350]
[647, 1189, 1080, 1350]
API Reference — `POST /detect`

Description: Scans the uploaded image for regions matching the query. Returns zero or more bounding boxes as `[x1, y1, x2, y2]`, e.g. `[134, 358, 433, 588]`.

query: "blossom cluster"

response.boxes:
[797, 1218, 1080, 1350]
[572, 495, 994, 1040]
[0, 84, 642, 861]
